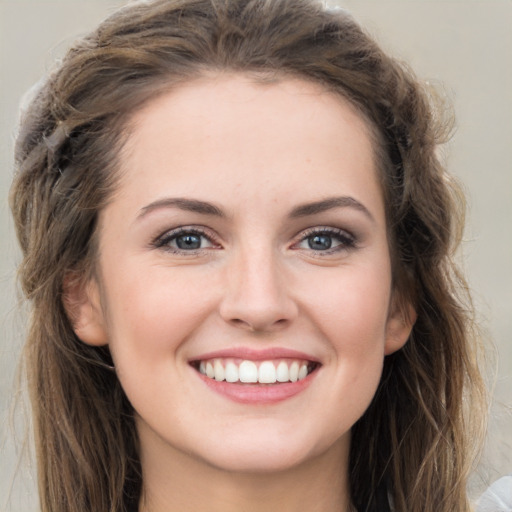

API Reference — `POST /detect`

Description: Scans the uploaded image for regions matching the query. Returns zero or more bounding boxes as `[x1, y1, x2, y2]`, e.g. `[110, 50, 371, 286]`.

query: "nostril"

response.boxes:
[228, 316, 290, 333]
[231, 318, 259, 331]
[228, 318, 261, 332]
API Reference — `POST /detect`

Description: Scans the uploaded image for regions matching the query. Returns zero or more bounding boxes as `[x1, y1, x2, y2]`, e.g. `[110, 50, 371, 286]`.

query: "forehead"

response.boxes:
[113, 73, 385, 223]
[125, 73, 377, 156]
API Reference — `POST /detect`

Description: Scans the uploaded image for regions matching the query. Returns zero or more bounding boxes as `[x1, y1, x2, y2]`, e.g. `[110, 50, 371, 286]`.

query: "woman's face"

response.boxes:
[74, 75, 412, 474]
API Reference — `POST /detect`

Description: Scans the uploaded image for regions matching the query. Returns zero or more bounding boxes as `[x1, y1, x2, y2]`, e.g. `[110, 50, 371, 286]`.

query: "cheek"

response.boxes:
[304, 262, 392, 351]
[299, 259, 392, 407]
[103, 265, 217, 362]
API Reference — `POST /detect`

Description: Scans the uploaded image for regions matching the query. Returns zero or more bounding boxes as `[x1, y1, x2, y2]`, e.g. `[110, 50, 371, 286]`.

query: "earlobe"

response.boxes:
[62, 273, 108, 346]
[384, 299, 416, 356]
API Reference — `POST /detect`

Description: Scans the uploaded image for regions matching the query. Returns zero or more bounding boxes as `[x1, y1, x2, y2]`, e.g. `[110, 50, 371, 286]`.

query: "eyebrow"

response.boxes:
[137, 197, 225, 220]
[289, 196, 375, 222]
[137, 195, 374, 222]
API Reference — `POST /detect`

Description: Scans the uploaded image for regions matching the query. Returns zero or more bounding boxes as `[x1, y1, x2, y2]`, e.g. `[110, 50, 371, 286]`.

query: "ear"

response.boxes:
[62, 273, 108, 346]
[384, 295, 416, 356]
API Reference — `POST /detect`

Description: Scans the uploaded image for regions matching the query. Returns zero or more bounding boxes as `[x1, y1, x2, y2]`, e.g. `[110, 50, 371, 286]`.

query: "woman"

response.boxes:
[9, 0, 487, 510]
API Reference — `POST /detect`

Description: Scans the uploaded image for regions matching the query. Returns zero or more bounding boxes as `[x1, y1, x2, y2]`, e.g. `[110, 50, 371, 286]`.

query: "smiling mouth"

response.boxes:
[191, 358, 319, 384]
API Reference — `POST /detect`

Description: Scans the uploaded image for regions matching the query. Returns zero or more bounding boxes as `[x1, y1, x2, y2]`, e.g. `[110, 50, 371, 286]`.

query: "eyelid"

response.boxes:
[290, 226, 357, 253]
[151, 225, 222, 253]
[150, 224, 357, 255]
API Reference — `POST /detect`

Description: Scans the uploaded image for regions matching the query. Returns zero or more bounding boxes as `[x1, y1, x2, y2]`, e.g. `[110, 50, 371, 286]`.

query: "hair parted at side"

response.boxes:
[10, 0, 486, 511]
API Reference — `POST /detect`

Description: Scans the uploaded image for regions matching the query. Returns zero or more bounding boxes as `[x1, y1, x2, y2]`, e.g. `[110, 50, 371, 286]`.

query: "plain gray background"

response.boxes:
[1, 0, 511, 510]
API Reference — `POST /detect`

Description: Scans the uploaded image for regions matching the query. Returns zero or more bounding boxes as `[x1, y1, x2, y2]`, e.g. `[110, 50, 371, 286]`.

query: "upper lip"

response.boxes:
[189, 347, 321, 363]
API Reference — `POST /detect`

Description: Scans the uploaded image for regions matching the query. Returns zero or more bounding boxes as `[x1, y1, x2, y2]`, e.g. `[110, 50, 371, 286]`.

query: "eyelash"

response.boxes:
[151, 226, 357, 255]
[151, 226, 220, 254]
[291, 227, 357, 255]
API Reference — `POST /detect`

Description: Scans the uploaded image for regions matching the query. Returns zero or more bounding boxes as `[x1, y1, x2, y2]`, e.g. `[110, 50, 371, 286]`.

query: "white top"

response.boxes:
[477, 475, 512, 512]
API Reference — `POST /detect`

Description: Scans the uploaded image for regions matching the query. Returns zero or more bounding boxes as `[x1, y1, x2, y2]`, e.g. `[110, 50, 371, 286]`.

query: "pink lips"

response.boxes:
[190, 347, 320, 404]
[191, 347, 321, 362]
[199, 372, 316, 404]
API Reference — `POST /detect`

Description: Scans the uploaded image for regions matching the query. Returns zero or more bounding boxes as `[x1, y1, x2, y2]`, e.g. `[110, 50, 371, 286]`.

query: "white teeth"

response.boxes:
[276, 361, 290, 382]
[225, 361, 239, 383]
[239, 360, 258, 383]
[197, 358, 314, 384]
[214, 359, 225, 381]
[289, 361, 299, 382]
[258, 361, 276, 384]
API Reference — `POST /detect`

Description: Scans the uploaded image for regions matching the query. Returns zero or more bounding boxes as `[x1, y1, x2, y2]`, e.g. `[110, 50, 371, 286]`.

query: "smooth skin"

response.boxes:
[68, 74, 415, 512]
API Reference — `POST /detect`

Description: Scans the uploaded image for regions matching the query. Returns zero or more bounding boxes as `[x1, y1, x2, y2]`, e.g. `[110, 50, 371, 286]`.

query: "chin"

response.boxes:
[189, 426, 348, 475]
[202, 450, 313, 474]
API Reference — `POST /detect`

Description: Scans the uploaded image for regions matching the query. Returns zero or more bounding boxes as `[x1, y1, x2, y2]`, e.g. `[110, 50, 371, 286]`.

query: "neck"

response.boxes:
[138, 423, 352, 512]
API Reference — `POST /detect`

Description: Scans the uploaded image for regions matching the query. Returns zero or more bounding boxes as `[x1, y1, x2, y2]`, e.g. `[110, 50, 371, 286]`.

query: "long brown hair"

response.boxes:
[10, 0, 486, 510]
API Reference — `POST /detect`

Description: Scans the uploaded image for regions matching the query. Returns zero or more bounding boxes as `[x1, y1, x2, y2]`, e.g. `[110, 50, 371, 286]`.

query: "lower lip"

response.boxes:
[197, 371, 317, 404]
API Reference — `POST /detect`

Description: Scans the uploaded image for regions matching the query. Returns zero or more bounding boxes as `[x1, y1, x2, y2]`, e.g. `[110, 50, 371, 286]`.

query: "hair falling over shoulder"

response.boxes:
[9, 0, 487, 510]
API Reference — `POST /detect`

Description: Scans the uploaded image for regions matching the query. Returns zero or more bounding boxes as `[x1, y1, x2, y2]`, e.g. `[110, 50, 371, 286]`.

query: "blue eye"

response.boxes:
[295, 228, 356, 253]
[153, 228, 217, 253]
[175, 233, 203, 250]
[307, 234, 333, 251]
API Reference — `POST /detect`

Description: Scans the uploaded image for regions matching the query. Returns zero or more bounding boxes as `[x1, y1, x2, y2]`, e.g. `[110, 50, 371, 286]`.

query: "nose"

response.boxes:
[219, 248, 298, 333]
